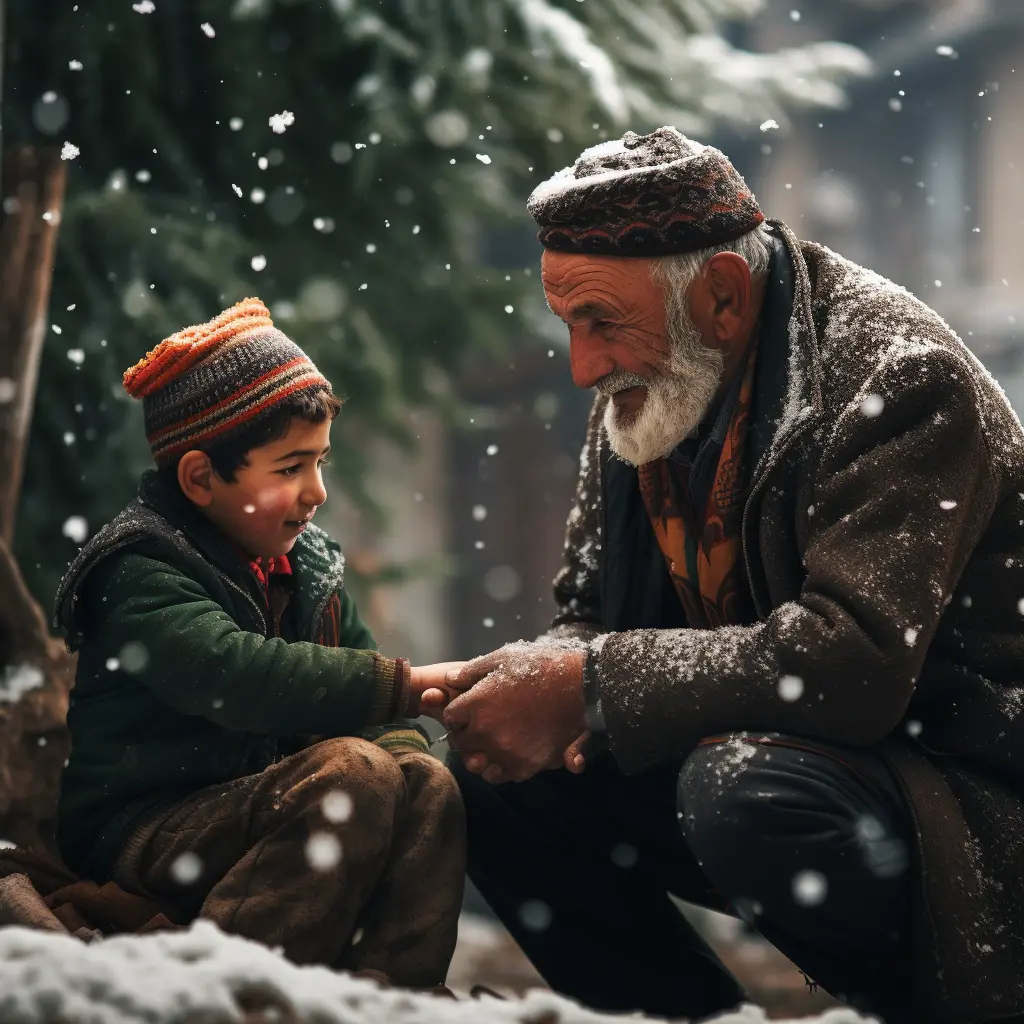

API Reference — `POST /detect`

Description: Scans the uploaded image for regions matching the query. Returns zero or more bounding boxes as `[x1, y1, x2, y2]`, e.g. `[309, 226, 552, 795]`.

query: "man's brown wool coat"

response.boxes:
[551, 221, 1024, 1023]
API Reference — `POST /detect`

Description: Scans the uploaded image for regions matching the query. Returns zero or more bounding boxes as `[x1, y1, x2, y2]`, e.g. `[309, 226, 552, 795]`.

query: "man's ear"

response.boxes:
[702, 252, 752, 344]
[177, 450, 216, 507]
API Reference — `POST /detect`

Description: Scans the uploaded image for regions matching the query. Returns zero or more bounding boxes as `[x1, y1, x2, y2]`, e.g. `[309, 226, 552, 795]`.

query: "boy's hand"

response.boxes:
[408, 661, 469, 719]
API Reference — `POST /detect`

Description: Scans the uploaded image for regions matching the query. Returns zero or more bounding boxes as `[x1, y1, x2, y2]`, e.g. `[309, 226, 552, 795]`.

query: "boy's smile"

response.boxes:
[178, 417, 332, 561]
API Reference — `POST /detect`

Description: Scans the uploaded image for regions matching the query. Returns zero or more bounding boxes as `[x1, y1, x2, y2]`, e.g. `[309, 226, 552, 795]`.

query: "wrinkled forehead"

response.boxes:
[540, 249, 660, 316]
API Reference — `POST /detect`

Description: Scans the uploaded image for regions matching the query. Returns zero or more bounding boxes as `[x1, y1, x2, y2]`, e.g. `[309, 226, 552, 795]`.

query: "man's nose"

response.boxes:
[569, 329, 616, 390]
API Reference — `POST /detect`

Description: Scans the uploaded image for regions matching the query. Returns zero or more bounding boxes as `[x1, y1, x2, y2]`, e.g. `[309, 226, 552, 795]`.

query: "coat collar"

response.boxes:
[747, 220, 825, 484]
[137, 470, 255, 582]
[741, 220, 826, 620]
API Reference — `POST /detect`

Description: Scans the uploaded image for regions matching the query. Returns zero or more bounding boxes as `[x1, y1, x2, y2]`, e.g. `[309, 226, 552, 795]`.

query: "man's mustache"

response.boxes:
[595, 370, 649, 397]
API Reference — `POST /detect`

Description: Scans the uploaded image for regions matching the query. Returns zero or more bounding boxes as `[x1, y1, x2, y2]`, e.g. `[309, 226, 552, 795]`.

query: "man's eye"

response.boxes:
[318, 457, 330, 468]
[594, 320, 614, 331]
[278, 464, 302, 476]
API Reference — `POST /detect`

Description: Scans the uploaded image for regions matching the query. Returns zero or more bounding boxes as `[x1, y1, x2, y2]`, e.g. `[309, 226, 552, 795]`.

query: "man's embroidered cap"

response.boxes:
[527, 126, 764, 257]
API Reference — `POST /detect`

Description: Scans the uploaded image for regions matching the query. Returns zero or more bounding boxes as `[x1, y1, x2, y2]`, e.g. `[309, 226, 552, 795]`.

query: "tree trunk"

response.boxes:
[0, 146, 74, 858]
[0, 145, 69, 543]
[0, 534, 72, 856]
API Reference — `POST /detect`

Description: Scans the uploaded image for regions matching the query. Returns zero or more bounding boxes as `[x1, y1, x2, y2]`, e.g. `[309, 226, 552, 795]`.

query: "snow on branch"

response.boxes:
[511, 0, 630, 122]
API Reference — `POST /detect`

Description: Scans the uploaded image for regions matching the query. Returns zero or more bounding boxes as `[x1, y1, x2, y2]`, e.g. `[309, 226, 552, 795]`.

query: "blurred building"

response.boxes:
[331, 0, 1024, 667]
[745, 0, 1024, 404]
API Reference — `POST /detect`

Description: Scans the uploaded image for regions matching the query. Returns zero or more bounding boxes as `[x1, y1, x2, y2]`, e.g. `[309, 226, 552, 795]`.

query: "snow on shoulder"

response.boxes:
[0, 919, 874, 1024]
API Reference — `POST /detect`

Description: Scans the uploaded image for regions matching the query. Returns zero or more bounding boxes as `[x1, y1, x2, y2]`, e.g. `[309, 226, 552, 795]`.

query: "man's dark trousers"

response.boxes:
[451, 734, 914, 1022]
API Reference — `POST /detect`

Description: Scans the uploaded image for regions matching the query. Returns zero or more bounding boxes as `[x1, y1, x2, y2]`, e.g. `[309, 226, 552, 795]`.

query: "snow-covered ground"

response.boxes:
[0, 918, 875, 1024]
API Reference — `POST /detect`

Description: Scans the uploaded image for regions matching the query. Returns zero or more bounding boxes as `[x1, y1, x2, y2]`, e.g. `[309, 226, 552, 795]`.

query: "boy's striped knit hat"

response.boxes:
[123, 298, 331, 467]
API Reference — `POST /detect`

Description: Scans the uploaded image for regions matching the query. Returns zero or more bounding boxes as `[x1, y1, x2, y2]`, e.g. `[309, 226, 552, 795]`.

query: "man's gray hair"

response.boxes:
[649, 224, 773, 310]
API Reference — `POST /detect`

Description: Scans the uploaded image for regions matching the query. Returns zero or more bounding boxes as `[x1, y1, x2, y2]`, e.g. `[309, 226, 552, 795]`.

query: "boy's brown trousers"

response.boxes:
[111, 737, 466, 987]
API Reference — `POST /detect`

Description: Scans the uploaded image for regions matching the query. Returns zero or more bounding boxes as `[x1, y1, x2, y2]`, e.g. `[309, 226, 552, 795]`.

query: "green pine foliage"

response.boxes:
[5, 0, 868, 603]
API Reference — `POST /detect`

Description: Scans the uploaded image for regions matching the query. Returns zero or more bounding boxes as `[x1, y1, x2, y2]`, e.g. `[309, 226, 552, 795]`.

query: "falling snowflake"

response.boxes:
[322, 790, 353, 823]
[60, 142, 80, 161]
[610, 843, 638, 868]
[62, 516, 88, 543]
[939, 500, 958, 510]
[935, 44, 958, 58]
[906, 719, 923, 737]
[860, 393, 884, 418]
[229, 117, 244, 131]
[200, 22, 215, 37]
[170, 852, 203, 885]
[486, 444, 499, 456]
[472, 504, 487, 522]
[268, 110, 295, 135]
[518, 899, 552, 932]
[759, 119, 779, 132]
[68, 60, 83, 71]
[504, 304, 514, 314]
[250, 188, 266, 204]
[475, 153, 492, 165]
[792, 870, 827, 907]
[119, 641, 150, 673]
[132, 0, 155, 11]
[251, 255, 267, 272]
[105, 658, 121, 672]
[904, 627, 919, 646]
[66, 349, 85, 365]
[231, 184, 242, 198]
[777, 674, 804, 702]
[306, 832, 342, 870]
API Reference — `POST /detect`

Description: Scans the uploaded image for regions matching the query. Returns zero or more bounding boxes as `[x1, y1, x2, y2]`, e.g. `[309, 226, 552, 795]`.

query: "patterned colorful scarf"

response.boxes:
[638, 338, 759, 628]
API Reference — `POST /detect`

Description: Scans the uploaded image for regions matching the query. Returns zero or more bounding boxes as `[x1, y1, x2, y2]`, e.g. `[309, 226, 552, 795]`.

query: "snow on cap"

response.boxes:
[527, 126, 764, 257]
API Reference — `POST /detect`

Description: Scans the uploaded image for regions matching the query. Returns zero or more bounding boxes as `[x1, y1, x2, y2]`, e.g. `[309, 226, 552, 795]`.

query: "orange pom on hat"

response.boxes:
[123, 297, 331, 467]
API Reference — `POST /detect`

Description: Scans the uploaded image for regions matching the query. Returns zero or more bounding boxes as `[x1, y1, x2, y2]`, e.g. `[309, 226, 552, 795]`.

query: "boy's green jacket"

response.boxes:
[53, 470, 422, 880]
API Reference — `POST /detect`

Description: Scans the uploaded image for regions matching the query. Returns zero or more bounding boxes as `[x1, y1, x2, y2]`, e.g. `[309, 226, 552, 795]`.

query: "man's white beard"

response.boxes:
[601, 313, 725, 467]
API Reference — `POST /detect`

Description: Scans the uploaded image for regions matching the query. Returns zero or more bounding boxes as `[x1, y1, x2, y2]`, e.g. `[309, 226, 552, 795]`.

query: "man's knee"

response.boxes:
[676, 734, 769, 850]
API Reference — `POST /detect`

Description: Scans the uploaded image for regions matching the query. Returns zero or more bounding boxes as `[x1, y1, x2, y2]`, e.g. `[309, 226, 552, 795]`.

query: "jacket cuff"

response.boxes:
[363, 723, 431, 756]
[370, 655, 411, 723]
[582, 638, 612, 760]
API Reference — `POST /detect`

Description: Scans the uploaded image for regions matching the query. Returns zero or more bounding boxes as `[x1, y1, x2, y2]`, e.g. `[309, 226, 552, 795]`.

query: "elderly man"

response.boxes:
[443, 127, 1024, 1024]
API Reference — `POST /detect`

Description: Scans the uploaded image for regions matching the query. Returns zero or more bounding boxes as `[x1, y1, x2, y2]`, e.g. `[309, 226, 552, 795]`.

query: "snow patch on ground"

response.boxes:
[0, 919, 874, 1023]
[0, 664, 44, 703]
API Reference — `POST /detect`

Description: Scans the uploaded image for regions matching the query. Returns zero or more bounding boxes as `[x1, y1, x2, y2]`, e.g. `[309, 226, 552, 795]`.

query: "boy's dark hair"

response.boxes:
[160, 388, 341, 485]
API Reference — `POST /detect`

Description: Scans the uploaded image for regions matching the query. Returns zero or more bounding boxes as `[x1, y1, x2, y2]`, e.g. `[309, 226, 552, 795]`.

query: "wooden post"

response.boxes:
[0, 147, 68, 543]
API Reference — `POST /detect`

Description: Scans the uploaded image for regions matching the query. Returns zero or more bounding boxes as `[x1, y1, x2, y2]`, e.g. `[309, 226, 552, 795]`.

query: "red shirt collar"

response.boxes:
[249, 553, 292, 590]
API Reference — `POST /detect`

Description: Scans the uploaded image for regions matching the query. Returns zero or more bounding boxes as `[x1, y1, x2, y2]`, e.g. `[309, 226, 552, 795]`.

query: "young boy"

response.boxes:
[52, 298, 465, 987]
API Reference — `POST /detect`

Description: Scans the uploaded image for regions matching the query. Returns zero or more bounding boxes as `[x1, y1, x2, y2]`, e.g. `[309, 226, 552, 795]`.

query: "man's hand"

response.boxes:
[442, 644, 587, 783]
[408, 661, 468, 719]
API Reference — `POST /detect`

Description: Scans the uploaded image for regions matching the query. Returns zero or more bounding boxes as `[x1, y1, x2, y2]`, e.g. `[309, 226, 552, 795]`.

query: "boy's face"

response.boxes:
[179, 417, 331, 561]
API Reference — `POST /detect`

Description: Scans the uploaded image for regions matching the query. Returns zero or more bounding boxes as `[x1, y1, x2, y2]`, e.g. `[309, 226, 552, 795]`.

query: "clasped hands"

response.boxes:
[410, 646, 591, 784]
